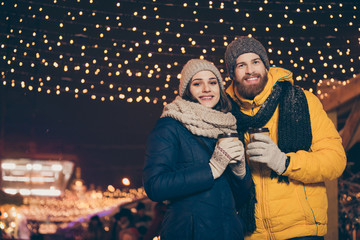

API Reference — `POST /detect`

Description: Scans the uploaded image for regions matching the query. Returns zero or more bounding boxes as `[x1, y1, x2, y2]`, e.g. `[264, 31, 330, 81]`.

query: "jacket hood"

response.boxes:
[226, 67, 294, 108]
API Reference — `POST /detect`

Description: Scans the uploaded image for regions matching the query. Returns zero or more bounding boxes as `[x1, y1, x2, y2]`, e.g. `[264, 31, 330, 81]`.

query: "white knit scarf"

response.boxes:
[161, 96, 237, 138]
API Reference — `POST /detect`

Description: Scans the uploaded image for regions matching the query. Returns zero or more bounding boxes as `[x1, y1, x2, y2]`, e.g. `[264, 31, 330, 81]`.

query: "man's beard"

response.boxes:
[235, 74, 268, 100]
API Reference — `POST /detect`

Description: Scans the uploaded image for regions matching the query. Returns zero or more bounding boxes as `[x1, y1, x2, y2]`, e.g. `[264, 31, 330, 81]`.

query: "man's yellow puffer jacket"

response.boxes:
[226, 67, 347, 240]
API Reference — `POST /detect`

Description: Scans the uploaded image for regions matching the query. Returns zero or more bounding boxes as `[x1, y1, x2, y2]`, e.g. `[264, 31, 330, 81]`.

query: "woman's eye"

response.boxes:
[210, 81, 217, 85]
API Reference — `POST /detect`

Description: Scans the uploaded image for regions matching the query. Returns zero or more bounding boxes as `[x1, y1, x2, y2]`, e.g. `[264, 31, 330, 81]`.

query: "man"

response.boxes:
[224, 36, 347, 240]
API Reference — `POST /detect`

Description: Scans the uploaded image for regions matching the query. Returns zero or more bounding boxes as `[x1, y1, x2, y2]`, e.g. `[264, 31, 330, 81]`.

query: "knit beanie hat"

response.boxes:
[225, 36, 270, 80]
[179, 59, 224, 97]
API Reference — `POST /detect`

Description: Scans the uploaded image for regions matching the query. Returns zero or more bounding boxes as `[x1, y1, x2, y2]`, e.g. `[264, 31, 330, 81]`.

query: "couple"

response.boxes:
[143, 36, 346, 240]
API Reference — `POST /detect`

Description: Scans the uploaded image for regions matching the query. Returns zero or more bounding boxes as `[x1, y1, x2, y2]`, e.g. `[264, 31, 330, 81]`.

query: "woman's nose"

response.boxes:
[202, 83, 210, 92]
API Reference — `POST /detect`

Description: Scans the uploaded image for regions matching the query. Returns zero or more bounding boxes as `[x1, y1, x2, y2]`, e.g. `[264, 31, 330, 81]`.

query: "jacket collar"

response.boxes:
[226, 67, 294, 110]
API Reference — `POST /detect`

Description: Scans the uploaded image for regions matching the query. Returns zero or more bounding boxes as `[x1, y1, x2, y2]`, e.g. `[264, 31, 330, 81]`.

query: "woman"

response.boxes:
[143, 59, 251, 239]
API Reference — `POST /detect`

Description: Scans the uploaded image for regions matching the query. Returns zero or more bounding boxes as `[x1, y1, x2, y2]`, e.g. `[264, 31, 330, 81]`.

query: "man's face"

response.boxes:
[233, 52, 268, 100]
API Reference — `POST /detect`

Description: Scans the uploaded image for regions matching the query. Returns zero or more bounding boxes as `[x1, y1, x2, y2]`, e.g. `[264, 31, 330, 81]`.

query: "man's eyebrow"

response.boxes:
[236, 57, 261, 64]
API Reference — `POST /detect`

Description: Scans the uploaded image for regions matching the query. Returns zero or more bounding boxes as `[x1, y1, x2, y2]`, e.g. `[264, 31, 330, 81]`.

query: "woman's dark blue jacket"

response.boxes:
[143, 117, 251, 240]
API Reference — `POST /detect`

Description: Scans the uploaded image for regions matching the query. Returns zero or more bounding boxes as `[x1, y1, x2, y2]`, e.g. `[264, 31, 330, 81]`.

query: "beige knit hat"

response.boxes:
[179, 59, 223, 97]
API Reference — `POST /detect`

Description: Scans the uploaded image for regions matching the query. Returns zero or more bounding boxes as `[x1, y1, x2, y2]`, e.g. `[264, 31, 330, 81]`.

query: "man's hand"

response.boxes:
[247, 133, 287, 175]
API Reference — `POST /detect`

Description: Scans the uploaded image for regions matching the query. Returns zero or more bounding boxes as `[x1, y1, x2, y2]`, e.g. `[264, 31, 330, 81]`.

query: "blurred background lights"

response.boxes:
[121, 177, 130, 186]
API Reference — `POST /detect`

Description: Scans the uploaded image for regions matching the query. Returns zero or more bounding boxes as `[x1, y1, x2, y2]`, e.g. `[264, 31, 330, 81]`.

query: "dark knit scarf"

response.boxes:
[230, 81, 312, 234]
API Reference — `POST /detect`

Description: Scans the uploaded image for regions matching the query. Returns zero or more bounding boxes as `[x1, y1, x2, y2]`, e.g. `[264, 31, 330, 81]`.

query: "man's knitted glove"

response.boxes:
[247, 133, 287, 175]
[209, 138, 244, 179]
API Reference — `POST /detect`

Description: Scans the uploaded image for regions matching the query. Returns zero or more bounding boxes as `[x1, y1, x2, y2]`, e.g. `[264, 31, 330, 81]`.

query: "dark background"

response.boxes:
[0, 87, 163, 188]
[0, 0, 359, 189]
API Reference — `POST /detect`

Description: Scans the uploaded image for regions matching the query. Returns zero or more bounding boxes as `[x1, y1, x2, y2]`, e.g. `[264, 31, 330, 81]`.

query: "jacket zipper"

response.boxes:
[251, 101, 256, 116]
[252, 100, 272, 238]
[259, 164, 269, 238]
[260, 164, 274, 239]
[303, 184, 319, 235]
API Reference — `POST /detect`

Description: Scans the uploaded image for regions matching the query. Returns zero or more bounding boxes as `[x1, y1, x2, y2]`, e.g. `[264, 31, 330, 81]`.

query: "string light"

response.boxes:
[0, 0, 359, 104]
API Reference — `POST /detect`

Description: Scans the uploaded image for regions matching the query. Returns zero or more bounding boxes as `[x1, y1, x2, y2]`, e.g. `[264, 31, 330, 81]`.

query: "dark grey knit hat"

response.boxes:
[179, 59, 223, 97]
[225, 36, 270, 80]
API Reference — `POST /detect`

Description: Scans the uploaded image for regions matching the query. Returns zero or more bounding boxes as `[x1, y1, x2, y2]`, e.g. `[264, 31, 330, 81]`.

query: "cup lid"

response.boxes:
[248, 127, 269, 133]
[218, 132, 239, 138]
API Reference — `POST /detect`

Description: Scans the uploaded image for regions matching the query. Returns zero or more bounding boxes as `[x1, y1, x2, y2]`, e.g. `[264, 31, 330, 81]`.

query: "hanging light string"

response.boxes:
[1, 0, 359, 104]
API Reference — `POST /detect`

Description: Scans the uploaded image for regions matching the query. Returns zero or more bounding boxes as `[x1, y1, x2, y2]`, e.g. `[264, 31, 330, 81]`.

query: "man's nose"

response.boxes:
[246, 65, 253, 74]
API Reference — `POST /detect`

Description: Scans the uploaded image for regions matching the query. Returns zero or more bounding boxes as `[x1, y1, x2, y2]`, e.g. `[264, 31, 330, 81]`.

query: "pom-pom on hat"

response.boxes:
[225, 36, 270, 80]
[179, 59, 223, 97]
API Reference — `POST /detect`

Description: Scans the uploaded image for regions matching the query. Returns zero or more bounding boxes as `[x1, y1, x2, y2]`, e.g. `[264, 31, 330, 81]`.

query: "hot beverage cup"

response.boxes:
[217, 133, 239, 163]
[248, 127, 270, 142]
[217, 132, 239, 142]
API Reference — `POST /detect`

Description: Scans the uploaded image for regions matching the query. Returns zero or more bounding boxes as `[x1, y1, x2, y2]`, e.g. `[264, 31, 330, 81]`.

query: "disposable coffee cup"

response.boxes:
[217, 133, 239, 163]
[248, 127, 270, 142]
[217, 132, 239, 142]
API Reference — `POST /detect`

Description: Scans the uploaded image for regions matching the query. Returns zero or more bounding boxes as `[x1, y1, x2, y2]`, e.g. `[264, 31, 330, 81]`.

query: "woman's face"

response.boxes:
[189, 70, 220, 109]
